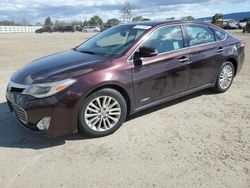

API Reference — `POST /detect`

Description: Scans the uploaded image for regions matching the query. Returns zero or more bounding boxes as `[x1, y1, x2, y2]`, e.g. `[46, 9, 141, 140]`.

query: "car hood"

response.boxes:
[11, 50, 110, 85]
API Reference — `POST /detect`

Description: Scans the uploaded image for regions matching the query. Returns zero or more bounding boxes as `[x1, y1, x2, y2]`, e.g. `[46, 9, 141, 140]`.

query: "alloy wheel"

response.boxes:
[84, 96, 122, 132]
[219, 65, 233, 90]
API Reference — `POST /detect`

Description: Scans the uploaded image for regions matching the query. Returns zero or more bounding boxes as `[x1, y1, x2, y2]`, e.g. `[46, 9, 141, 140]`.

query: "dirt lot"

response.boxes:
[0, 31, 249, 188]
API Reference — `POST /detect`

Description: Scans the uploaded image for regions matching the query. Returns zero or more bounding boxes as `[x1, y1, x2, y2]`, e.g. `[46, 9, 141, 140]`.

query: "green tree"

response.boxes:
[83, 20, 89, 26]
[240, 17, 250, 22]
[106, 18, 120, 26]
[71, 21, 83, 26]
[212, 13, 223, 24]
[121, 0, 133, 23]
[54, 20, 66, 26]
[20, 18, 30, 26]
[132, 16, 144, 22]
[88, 15, 103, 26]
[166, 17, 175, 21]
[181, 16, 195, 21]
[132, 16, 150, 22]
[44, 17, 53, 26]
[0, 20, 16, 26]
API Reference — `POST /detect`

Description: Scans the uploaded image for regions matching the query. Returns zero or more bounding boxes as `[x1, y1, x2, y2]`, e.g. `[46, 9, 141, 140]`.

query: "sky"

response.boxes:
[0, 0, 250, 24]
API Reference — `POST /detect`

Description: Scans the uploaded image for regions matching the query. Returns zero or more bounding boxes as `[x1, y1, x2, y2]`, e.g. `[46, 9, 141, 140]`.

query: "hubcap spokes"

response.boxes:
[85, 96, 121, 132]
[219, 65, 233, 90]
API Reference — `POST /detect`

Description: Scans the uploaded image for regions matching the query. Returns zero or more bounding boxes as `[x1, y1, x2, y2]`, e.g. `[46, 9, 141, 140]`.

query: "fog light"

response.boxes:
[37, 117, 51, 131]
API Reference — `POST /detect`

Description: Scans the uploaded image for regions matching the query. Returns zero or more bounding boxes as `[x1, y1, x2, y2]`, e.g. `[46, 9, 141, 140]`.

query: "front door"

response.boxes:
[132, 25, 189, 107]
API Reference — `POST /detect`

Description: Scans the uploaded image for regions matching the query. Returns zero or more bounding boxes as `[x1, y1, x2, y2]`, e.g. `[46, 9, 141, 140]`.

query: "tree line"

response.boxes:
[43, 16, 120, 27]
[211, 13, 250, 24]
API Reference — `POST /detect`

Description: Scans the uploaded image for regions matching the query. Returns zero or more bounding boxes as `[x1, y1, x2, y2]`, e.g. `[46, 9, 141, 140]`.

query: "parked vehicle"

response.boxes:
[35, 26, 53, 33]
[53, 26, 64, 32]
[101, 25, 112, 32]
[238, 22, 247, 29]
[246, 22, 250, 33]
[6, 21, 245, 137]
[52, 26, 75, 32]
[224, 22, 238, 30]
[82, 26, 100, 32]
[75, 26, 84, 32]
[63, 26, 75, 32]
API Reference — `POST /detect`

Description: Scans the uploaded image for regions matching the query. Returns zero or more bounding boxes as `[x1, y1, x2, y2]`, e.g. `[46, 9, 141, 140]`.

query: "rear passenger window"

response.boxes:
[141, 25, 184, 54]
[214, 29, 226, 41]
[185, 24, 215, 46]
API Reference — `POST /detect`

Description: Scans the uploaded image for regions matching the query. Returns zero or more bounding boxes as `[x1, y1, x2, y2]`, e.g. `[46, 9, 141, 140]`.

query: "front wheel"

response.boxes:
[212, 61, 235, 93]
[78, 88, 127, 137]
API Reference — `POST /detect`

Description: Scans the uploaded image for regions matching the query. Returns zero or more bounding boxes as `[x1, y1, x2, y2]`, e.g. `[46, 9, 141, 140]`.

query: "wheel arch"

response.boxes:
[85, 84, 132, 115]
[226, 57, 238, 76]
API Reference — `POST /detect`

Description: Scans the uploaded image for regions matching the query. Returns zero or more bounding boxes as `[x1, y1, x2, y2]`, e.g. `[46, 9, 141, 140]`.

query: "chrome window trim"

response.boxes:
[127, 23, 228, 63]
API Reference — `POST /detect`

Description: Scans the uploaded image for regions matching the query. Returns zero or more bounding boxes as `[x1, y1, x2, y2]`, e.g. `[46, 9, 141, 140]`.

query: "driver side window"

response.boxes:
[141, 25, 184, 54]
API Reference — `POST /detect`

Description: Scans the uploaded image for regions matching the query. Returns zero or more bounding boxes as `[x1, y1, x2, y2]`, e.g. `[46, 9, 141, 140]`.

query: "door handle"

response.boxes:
[178, 56, 189, 63]
[217, 47, 224, 52]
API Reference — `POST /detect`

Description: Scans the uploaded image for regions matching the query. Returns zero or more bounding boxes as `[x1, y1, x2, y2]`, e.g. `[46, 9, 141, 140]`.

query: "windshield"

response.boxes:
[76, 25, 151, 56]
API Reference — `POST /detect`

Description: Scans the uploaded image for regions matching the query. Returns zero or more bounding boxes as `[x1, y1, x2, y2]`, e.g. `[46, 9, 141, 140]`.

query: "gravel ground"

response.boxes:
[0, 31, 249, 188]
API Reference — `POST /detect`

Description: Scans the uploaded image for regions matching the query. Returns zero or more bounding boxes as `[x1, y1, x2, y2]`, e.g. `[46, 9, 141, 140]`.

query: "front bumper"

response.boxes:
[6, 90, 80, 137]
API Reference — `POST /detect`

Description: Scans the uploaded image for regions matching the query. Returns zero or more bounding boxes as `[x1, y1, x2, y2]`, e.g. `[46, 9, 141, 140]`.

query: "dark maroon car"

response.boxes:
[6, 21, 245, 137]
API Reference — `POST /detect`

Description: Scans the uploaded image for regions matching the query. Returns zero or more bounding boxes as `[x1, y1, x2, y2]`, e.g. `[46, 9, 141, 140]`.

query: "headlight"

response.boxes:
[22, 79, 76, 98]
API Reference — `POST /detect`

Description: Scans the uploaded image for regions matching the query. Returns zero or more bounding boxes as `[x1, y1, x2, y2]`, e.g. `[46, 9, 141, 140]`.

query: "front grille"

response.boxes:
[11, 103, 28, 124]
[10, 87, 25, 93]
[7, 81, 27, 93]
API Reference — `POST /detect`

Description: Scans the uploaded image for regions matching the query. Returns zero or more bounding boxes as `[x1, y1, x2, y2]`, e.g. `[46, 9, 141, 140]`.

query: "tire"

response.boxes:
[212, 61, 235, 93]
[78, 88, 127, 137]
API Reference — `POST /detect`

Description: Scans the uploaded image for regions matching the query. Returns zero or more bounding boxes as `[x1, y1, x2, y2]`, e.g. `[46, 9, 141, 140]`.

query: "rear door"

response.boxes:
[183, 24, 225, 89]
[132, 25, 189, 107]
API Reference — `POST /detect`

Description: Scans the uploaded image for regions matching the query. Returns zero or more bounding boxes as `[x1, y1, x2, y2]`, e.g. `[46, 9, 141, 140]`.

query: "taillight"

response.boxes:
[240, 40, 246, 47]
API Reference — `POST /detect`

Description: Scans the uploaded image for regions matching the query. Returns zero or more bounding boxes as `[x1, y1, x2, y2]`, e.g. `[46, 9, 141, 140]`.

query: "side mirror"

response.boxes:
[135, 46, 158, 59]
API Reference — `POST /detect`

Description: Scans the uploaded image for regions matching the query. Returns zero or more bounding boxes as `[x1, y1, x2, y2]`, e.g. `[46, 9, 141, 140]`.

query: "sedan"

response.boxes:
[6, 21, 245, 137]
[82, 26, 100, 32]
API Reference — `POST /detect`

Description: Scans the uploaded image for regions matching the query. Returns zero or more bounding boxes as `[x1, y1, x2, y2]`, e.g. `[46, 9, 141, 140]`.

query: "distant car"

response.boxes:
[63, 26, 75, 32]
[238, 22, 247, 29]
[53, 26, 75, 32]
[7, 21, 245, 137]
[101, 25, 112, 32]
[54, 26, 64, 32]
[82, 26, 100, 32]
[246, 22, 250, 33]
[224, 22, 238, 30]
[35, 26, 53, 33]
[75, 26, 84, 32]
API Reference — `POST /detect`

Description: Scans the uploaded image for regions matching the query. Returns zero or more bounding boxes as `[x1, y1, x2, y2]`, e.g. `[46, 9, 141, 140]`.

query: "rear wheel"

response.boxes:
[212, 61, 235, 93]
[78, 88, 127, 137]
